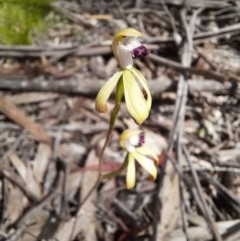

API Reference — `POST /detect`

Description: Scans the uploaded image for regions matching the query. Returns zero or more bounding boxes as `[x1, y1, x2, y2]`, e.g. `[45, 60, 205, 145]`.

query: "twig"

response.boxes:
[164, 152, 191, 241]
[171, 8, 195, 241]
[193, 22, 240, 41]
[0, 130, 26, 164]
[148, 22, 240, 44]
[149, 53, 235, 82]
[160, 0, 231, 8]
[183, 146, 223, 241]
[0, 170, 38, 203]
[0, 45, 110, 58]
[0, 44, 158, 58]
[151, 7, 195, 239]
[0, 96, 51, 144]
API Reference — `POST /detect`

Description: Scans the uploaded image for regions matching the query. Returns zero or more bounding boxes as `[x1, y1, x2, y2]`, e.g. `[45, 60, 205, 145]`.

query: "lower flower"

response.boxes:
[119, 129, 158, 189]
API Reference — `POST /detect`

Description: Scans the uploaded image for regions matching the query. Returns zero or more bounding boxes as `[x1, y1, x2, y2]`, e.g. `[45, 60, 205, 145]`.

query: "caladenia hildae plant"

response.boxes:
[82, 28, 158, 195]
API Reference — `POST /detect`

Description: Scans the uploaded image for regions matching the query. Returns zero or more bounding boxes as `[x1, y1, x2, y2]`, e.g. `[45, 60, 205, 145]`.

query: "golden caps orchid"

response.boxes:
[112, 28, 149, 69]
[95, 28, 151, 125]
[119, 129, 158, 189]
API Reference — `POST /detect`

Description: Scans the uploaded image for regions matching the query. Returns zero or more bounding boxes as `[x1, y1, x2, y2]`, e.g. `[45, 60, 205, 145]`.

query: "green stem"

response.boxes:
[80, 77, 124, 207]
[99, 77, 124, 176]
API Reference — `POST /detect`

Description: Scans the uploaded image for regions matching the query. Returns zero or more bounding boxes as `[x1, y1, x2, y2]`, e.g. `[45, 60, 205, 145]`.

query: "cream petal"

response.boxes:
[133, 152, 157, 179]
[123, 143, 135, 153]
[126, 153, 136, 189]
[123, 70, 150, 124]
[116, 44, 133, 69]
[136, 146, 159, 162]
[130, 67, 152, 111]
[95, 71, 123, 112]
[119, 129, 142, 151]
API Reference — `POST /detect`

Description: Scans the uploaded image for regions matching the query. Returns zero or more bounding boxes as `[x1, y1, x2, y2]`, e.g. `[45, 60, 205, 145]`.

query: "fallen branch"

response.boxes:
[0, 77, 236, 98]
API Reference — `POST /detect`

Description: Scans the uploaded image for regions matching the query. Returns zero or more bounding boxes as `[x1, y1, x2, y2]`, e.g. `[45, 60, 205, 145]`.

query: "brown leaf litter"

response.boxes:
[0, 0, 240, 241]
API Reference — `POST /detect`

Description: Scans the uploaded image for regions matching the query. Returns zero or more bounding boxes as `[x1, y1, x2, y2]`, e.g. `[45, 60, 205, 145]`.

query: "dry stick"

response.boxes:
[0, 78, 235, 98]
[0, 45, 159, 58]
[193, 22, 240, 40]
[0, 78, 101, 96]
[171, 8, 197, 241]
[160, 0, 181, 46]
[221, 221, 240, 241]
[0, 96, 51, 144]
[0, 130, 26, 164]
[151, 9, 191, 241]
[183, 145, 223, 241]
[0, 47, 235, 82]
[164, 152, 191, 240]
[135, 0, 145, 32]
[178, 8, 199, 240]
[148, 21, 240, 44]
[6, 171, 62, 241]
[0, 45, 112, 58]
[153, 7, 207, 241]
[0, 170, 38, 203]
[151, 7, 192, 241]
[182, 9, 222, 241]
[162, 0, 230, 8]
[202, 173, 240, 215]
[149, 53, 236, 82]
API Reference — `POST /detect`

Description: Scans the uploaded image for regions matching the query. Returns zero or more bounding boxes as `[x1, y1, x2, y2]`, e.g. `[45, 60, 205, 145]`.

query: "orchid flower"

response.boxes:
[119, 129, 158, 189]
[95, 28, 151, 125]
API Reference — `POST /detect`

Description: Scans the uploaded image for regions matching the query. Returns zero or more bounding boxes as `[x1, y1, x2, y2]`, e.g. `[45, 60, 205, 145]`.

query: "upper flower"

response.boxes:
[95, 28, 151, 125]
[119, 129, 158, 189]
[112, 28, 149, 69]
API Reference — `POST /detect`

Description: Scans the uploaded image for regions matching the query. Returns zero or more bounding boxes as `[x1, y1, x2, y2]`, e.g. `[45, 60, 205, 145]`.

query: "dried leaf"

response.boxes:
[33, 143, 52, 183]
[9, 153, 42, 199]
[0, 96, 51, 144]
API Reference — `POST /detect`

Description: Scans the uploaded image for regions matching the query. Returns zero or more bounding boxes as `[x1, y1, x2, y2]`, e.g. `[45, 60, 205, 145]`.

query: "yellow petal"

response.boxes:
[126, 153, 136, 189]
[130, 67, 152, 111]
[112, 28, 144, 60]
[133, 151, 157, 179]
[114, 28, 144, 40]
[123, 70, 150, 124]
[136, 146, 159, 163]
[95, 71, 123, 112]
